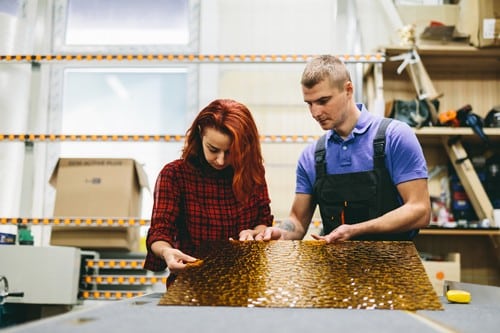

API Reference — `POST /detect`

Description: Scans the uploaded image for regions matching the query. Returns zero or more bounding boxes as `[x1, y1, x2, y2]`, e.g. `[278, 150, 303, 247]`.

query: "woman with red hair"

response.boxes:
[144, 99, 273, 285]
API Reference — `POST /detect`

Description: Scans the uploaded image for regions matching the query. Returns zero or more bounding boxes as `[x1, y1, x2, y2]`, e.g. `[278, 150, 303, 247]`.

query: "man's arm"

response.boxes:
[314, 178, 431, 242]
[257, 193, 317, 240]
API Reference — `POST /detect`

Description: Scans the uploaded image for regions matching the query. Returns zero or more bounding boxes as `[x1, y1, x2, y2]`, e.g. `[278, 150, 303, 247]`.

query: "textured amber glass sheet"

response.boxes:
[159, 240, 443, 310]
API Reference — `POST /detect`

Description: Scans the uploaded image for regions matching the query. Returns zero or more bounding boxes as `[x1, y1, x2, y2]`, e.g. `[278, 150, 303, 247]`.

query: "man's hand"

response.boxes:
[311, 224, 354, 243]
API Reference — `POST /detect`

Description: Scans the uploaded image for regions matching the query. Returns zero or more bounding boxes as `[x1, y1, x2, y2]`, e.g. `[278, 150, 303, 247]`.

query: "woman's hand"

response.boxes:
[160, 247, 198, 273]
[254, 227, 286, 241]
[235, 225, 269, 241]
[237, 229, 257, 240]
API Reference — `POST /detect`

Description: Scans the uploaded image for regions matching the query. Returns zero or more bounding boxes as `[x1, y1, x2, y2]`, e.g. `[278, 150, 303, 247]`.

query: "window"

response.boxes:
[53, 0, 199, 53]
[0, 0, 20, 15]
[44, 0, 201, 218]
[61, 67, 188, 135]
[65, 0, 189, 45]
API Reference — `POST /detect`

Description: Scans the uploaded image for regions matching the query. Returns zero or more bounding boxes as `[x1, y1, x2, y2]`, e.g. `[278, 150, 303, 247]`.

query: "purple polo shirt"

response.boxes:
[296, 104, 428, 195]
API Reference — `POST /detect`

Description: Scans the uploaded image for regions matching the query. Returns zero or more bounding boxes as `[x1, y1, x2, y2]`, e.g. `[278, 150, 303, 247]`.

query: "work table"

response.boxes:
[3, 281, 499, 332]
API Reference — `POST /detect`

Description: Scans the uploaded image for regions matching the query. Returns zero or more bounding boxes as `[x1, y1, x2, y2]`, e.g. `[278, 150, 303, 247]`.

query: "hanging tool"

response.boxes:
[390, 48, 441, 101]
[389, 47, 441, 127]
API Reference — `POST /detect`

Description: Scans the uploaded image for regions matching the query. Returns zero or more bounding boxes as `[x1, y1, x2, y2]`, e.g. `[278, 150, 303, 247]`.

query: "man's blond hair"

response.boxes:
[301, 55, 351, 91]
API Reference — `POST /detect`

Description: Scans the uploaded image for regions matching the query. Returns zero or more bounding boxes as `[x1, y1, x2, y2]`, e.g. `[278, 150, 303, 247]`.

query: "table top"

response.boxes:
[3, 281, 499, 333]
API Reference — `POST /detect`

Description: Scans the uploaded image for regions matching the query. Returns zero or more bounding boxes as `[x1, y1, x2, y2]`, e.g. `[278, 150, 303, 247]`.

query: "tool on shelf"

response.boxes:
[389, 47, 441, 102]
[438, 104, 490, 146]
[389, 47, 441, 126]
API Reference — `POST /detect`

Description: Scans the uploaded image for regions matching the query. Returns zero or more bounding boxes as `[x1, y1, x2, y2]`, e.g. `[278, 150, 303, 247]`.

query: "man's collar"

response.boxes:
[327, 104, 374, 142]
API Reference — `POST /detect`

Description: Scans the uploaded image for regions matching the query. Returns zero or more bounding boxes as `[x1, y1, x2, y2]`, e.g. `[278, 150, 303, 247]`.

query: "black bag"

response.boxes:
[387, 98, 439, 128]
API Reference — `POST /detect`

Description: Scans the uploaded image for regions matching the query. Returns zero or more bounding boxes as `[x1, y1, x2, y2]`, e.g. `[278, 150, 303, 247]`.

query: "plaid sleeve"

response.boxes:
[144, 163, 182, 271]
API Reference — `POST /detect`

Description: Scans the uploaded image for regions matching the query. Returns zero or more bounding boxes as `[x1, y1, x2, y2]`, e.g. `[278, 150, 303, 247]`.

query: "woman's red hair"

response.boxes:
[182, 99, 266, 202]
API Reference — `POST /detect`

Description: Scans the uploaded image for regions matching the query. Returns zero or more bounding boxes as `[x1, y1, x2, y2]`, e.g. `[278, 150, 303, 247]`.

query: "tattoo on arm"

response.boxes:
[279, 219, 296, 232]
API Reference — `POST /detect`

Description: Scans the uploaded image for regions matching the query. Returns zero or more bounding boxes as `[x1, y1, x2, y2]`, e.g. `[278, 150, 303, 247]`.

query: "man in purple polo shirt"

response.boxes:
[258, 55, 431, 242]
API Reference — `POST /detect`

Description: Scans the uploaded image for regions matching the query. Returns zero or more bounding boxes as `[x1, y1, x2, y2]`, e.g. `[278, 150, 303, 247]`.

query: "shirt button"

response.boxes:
[342, 146, 347, 150]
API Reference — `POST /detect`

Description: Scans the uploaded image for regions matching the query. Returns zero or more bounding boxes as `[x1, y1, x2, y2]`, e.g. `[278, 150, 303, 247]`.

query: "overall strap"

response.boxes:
[315, 118, 392, 177]
[314, 134, 328, 179]
[373, 118, 392, 169]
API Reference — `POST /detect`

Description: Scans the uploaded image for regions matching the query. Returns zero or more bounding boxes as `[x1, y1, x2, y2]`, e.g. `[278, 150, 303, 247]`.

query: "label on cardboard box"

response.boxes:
[483, 18, 497, 39]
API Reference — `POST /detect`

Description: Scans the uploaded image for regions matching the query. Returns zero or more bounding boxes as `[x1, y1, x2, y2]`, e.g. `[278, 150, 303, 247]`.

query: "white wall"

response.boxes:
[0, 1, 52, 244]
[0, 9, 31, 219]
[199, 0, 347, 218]
[0, 0, 398, 231]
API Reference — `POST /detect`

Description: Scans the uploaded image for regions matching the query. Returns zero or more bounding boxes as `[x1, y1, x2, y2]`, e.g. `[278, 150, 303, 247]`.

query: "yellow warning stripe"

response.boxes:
[0, 134, 183, 142]
[0, 134, 320, 143]
[86, 259, 145, 269]
[0, 53, 385, 63]
[1, 217, 321, 227]
[80, 290, 145, 300]
[83, 275, 168, 285]
[0, 217, 149, 226]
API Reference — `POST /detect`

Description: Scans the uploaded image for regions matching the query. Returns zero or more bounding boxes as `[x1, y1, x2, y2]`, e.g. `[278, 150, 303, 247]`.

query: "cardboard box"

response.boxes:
[421, 253, 461, 296]
[494, 209, 500, 226]
[49, 158, 149, 217]
[49, 158, 149, 251]
[397, 4, 463, 46]
[457, 0, 500, 48]
[50, 226, 140, 251]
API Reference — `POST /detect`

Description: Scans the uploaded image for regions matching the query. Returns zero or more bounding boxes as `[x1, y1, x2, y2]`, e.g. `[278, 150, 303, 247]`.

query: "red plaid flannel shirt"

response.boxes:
[144, 159, 273, 271]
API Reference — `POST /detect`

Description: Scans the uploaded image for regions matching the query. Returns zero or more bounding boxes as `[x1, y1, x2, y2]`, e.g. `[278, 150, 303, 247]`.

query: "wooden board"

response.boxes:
[442, 137, 494, 224]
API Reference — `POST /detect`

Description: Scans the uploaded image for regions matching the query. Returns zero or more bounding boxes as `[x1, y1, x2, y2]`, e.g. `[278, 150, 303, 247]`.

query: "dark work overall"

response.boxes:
[312, 118, 417, 241]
